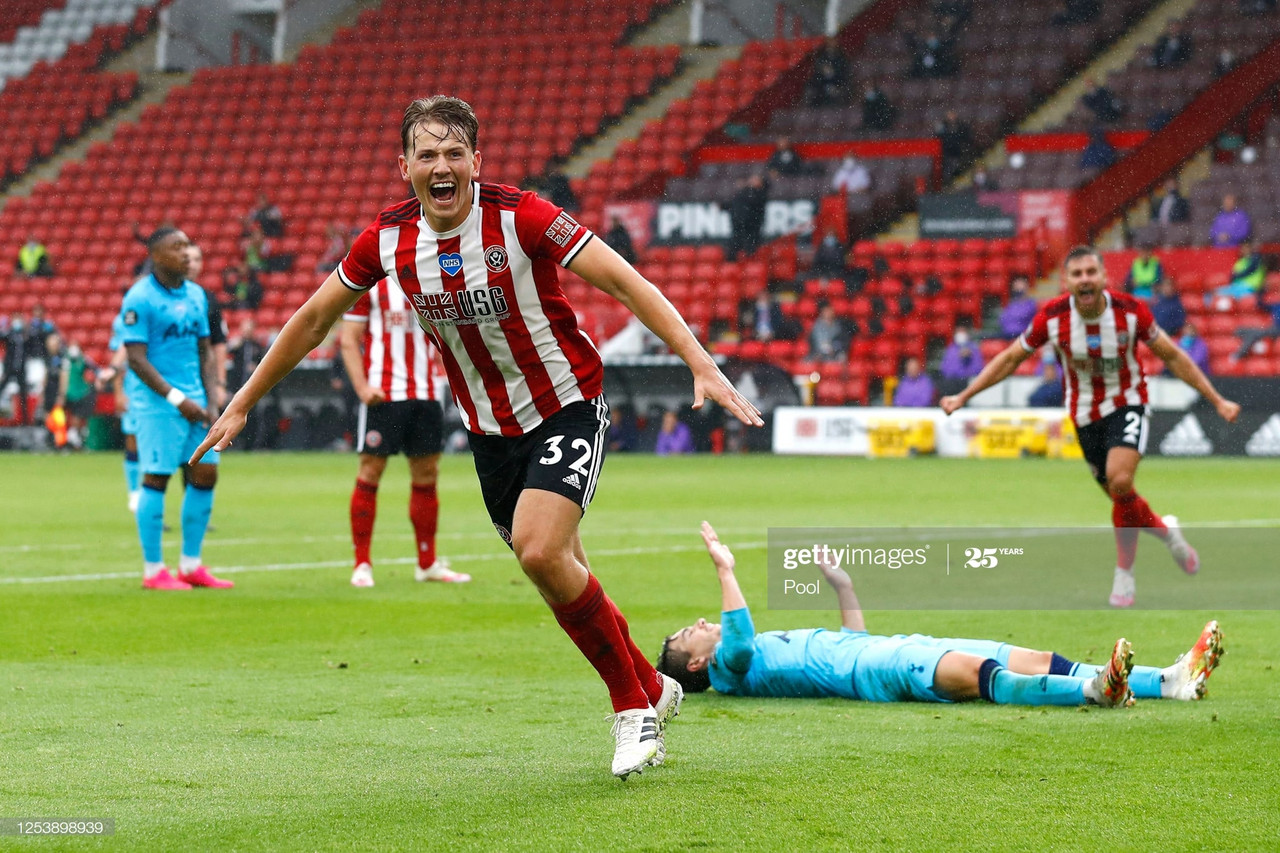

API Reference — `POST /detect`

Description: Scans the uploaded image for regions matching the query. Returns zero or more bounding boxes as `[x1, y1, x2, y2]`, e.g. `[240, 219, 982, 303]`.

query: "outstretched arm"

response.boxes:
[815, 556, 865, 632]
[940, 340, 1034, 414]
[569, 239, 763, 427]
[189, 271, 362, 461]
[700, 521, 747, 612]
[1148, 330, 1240, 422]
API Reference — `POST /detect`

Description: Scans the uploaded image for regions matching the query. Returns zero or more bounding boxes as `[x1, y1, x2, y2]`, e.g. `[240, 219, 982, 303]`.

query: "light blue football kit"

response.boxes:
[704, 607, 1175, 706]
[708, 607, 1013, 703]
[119, 274, 218, 567]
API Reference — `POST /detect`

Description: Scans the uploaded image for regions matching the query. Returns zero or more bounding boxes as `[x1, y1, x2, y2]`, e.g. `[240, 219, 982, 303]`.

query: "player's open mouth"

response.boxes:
[429, 181, 456, 204]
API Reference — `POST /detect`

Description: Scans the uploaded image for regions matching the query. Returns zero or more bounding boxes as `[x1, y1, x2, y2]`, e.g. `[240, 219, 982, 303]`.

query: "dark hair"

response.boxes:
[146, 226, 181, 250]
[656, 638, 711, 694]
[1062, 245, 1101, 268]
[401, 95, 479, 154]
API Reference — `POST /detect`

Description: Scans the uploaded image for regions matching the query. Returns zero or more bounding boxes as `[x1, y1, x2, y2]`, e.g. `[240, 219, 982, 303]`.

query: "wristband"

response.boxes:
[166, 388, 187, 408]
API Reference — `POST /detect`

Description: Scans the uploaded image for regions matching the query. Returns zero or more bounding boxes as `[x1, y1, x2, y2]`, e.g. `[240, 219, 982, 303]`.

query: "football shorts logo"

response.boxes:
[123, 310, 138, 325]
[365, 429, 383, 448]
[493, 523, 512, 544]
[484, 245, 508, 272]
[438, 253, 464, 276]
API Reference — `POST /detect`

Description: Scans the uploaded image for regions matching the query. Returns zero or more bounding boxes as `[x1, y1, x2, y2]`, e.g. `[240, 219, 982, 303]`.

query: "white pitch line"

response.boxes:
[0, 525, 768, 555]
[0, 541, 769, 585]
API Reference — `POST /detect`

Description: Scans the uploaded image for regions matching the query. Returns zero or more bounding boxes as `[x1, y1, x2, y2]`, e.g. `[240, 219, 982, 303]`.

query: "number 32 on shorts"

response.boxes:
[539, 434, 594, 476]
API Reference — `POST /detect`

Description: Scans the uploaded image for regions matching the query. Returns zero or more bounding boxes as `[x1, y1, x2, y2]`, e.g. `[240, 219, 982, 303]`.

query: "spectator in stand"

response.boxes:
[812, 229, 848, 278]
[1214, 239, 1266, 300]
[1151, 23, 1193, 68]
[246, 192, 285, 238]
[727, 173, 768, 261]
[655, 410, 694, 455]
[1173, 323, 1210, 376]
[831, 155, 871, 194]
[605, 216, 636, 265]
[241, 221, 274, 273]
[743, 289, 787, 342]
[894, 357, 935, 407]
[936, 110, 975, 182]
[905, 26, 958, 78]
[1149, 178, 1190, 225]
[316, 223, 351, 274]
[808, 302, 850, 363]
[607, 406, 639, 453]
[938, 327, 983, 395]
[222, 262, 263, 310]
[1028, 359, 1065, 408]
[1080, 127, 1117, 170]
[766, 137, 805, 178]
[861, 79, 897, 131]
[1081, 78, 1125, 123]
[542, 169, 579, 211]
[16, 235, 53, 277]
[1150, 279, 1187, 336]
[1208, 194, 1252, 247]
[1124, 245, 1164, 299]
[999, 275, 1038, 339]
[226, 317, 265, 449]
[807, 37, 851, 106]
[971, 165, 998, 191]
[1052, 0, 1100, 26]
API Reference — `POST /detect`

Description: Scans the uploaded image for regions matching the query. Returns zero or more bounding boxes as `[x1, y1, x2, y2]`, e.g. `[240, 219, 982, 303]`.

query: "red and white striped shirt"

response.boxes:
[342, 279, 443, 403]
[339, 183, 601, 436]
[1020, 290, 1159, 426]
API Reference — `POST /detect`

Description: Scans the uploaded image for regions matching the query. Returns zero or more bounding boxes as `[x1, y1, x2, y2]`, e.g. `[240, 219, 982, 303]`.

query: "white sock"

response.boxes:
[144, 561, 166, 579]
[1082, 676, 1100, 704]
[179, 555, 201, 572]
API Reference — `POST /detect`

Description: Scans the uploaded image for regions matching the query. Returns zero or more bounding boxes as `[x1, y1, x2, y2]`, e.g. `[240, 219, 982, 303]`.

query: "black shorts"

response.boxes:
[468, 398, 609, 546]
[1076, 405, 1149, 486]
[356, 399, 444, 457]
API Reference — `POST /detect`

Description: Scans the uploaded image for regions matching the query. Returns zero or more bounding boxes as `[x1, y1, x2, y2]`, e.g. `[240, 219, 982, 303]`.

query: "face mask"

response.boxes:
[954, 331, 970, 346]
[68, 346, 82, 359]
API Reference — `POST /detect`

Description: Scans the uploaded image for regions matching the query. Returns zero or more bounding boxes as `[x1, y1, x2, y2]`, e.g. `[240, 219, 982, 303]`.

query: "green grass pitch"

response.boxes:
[2, 452, 1278, 851]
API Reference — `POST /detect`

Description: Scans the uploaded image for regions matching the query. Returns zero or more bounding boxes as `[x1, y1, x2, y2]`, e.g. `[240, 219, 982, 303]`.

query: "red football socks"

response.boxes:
[1112, 491, 1168, 570]
[350, 479, 378, 566]
[551, 574, 650, 713]
[604, 593, 665, 707]
[409, 483, 439, 568]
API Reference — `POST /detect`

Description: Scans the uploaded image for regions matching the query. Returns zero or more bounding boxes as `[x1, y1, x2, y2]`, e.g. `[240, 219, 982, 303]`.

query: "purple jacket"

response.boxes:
[1179, 336, 1210, 375]
[999, 297, 1038, 338]
[1209, 209, 1252, 247]
[894, 374, 935, 407]
[655, 422, 694, 455]
[939, 343, 984, 379]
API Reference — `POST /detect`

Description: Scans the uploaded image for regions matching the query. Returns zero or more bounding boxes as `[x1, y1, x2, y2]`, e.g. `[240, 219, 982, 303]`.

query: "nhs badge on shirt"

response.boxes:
[1086, 334, 1102, 350]
[438, 253, 464, 276]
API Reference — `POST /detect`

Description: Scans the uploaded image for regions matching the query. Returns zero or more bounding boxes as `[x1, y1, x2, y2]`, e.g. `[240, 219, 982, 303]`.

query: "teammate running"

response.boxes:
[340, 279, 467, 587]
[192, 95, 762, 778]
[940, 246, 1240, 607]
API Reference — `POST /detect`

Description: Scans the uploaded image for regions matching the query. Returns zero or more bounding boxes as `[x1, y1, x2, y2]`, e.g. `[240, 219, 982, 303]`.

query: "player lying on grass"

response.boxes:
[657, 523, 1224, 709]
